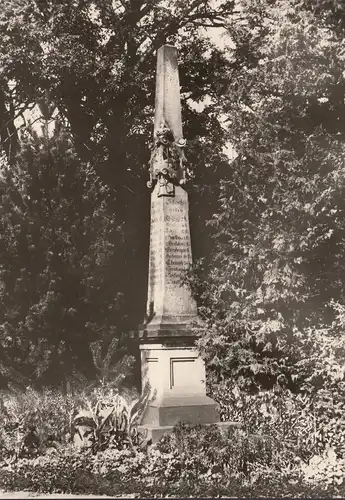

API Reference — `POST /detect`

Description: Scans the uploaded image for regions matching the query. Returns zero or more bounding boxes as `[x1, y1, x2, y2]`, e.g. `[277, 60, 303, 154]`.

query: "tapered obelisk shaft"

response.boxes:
[154, 45, 183, 141]
[145, 45, 197, 335]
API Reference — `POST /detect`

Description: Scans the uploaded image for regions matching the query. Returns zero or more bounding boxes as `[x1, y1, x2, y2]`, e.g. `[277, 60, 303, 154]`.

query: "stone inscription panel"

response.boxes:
[163, 191, 195, 315]
[149, 203, 164, 285]
[147, 186, 197, 318]
[164, 197, 192, 287]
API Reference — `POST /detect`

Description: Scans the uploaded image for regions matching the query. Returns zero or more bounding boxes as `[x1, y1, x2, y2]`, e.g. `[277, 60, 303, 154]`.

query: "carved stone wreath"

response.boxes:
[147, 124, 187, 197]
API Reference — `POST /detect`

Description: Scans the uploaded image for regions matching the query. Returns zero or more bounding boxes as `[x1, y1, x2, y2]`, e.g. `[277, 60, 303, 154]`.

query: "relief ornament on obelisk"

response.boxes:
[138, 45, 222, 441]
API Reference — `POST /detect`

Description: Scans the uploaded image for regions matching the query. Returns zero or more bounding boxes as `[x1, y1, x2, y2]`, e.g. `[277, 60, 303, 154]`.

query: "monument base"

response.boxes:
[139, 342, 231, 442]
[138, 421, 241, 443]
[141, 393, 219, 426]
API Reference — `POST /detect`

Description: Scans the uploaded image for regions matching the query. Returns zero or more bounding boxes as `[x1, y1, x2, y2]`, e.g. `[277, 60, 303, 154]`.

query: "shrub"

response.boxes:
[208, 378, 345, 493]
[153, 423, 241, 483]
[1, 383, 345, 497]
[301, 446, 345, 487]
[0, 426, 342, 498]
[1, 423, 345, 497]
[0, 446, 132, 495]
[71, 386, 150, 452]
[0, 384, 149, 462]
[0, 387, 76, 461]
[211, 380, 345, 460]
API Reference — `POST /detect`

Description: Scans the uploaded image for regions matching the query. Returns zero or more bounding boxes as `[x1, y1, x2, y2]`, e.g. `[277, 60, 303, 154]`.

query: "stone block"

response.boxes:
[138, 421, 242, 444]
[140, 344, 207, 400]
[145, 185, 198, 338]
[139, 343, 222, 428]
[142, 394, 219, 427]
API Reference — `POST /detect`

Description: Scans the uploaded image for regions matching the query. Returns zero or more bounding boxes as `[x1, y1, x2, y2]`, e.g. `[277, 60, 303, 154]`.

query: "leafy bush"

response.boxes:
[301, 446, 345, 487]
[1, 384, 345, 497]
[0, 385, 148, 462]
[150, 423, 249, 484]
[152, 422, 305, 488]
[211, 380, 345, 459]
[0, 387, 76, 461]
[0, 423, 343, 498]
[0, 446, 130, 495]
[72, 386, 149, 452]
[207, 378, 345, 494]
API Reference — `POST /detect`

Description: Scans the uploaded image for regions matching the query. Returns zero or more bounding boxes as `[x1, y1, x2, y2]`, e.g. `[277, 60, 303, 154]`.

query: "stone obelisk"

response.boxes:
[138, 45, 219, 441]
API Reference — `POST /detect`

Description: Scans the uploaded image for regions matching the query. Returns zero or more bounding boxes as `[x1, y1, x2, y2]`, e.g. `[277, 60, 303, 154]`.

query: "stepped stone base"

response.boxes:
[138, 421, 242, 443]
[138, 343, 239, 443]
[141, 393, 219, 427]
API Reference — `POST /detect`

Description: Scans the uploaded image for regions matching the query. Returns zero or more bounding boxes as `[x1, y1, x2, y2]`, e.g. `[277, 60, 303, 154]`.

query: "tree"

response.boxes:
[0, 0, 235, 176]
[188, 0, 345, 393]
[0, 120, 128, 387]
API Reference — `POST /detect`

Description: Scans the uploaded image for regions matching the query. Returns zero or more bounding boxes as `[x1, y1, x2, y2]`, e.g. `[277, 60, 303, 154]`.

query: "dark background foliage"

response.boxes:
[186, 0, 345, 393]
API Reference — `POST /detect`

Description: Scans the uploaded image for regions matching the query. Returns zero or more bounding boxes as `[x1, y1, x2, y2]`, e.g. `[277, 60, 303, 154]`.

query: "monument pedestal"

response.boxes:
[139, 343, 218, 422]
[138, 343, 238, 442]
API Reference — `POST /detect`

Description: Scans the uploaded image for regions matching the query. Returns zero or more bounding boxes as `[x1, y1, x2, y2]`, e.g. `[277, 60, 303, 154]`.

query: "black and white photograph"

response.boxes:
[0, 0, 344, 498]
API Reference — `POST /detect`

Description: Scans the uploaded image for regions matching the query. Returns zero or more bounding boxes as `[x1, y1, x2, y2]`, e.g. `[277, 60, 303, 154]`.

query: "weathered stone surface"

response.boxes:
[154, 45, 183, 141]
[143, 184, 197, 337]
[142, 395, 219, 427]
[139, 344, 219, 428]
[138, 422, 242, 444]
[140, 344, 207, 399]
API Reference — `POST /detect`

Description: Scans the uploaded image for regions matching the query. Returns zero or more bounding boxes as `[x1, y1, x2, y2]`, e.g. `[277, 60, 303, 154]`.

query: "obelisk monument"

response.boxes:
[138, 45, 219, 441]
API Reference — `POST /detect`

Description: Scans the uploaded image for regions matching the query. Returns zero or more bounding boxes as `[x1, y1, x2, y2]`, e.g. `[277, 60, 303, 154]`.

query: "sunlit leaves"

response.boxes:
[190, 0, 345, 392]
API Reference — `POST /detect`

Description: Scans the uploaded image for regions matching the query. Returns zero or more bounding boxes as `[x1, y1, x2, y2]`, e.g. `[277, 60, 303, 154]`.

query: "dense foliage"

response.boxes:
[0, 386, 345, 497]
[1, 1, 345, 494]
[188, 0, 345, 393]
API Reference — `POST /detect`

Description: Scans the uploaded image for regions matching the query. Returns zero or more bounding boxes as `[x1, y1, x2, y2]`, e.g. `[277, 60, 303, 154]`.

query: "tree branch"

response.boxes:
[192, 21, 228, 27]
